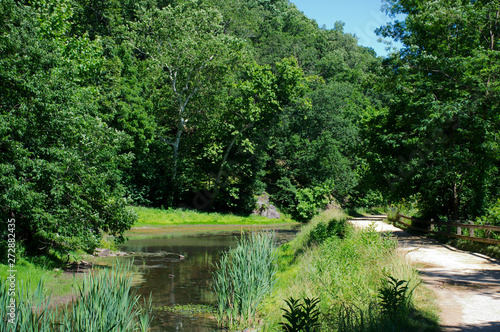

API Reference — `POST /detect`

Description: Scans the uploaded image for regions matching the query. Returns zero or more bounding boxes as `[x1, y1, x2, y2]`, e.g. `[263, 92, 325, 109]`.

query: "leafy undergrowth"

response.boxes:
[258, 209, 440, 331]
[131, 206, 294, 227]
[447, 239, 500, 260]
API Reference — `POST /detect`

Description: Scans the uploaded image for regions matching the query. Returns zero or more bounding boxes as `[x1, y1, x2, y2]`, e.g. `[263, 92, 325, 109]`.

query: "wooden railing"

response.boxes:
[393, 214, 500, 245]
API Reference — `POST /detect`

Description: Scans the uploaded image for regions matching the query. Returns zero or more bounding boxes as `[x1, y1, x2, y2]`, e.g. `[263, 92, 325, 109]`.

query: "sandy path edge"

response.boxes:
[349, 215, 500, 332]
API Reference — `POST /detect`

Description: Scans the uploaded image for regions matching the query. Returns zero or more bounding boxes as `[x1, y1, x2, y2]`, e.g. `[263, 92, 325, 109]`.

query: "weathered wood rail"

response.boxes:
[393, 214, 500, 245]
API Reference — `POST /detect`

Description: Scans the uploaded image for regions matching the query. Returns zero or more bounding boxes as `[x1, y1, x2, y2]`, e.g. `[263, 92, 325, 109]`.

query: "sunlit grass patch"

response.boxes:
[259, 210, 440, 331]
[0, 259, 78, 298]
[131, 206, 294, 227]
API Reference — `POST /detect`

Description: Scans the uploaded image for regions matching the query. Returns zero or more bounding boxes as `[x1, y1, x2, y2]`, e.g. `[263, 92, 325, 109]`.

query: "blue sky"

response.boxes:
[289, 0, 402, 57]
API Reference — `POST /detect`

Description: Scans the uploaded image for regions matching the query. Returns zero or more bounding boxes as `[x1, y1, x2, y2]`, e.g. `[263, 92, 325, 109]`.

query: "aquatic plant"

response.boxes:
[0, 277, 56, 332]
[0, 261, 152, 331]
[213, 232, 277, 329]
[60, 261, 152, 331]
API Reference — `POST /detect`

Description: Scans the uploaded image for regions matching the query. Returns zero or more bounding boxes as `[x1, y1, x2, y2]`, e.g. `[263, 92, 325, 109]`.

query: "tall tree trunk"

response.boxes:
[171, 116, 185, 185]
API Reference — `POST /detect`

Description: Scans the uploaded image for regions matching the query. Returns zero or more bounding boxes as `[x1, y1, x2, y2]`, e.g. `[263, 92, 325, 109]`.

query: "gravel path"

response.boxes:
[349, 215, 500, 331]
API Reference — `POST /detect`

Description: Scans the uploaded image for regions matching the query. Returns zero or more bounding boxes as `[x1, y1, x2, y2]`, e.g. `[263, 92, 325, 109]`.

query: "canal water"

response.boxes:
[117, 229, 297, 331]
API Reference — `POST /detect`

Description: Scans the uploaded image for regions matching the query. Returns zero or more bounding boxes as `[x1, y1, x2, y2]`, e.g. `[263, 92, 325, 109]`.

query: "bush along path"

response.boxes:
[349, 215, 500, 332]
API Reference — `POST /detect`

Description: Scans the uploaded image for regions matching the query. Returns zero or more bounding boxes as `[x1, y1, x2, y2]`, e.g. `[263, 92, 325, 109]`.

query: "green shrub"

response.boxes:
[272, 179, 333, 222]
[352, 190, 385, 209]
[280, 297, 321, 332]
[378, 276, 415, 322]
[308, 216, 346, 246]
[289, 209, 348, 256]
[476, 199, 500, 240]
[294, 185, 331, 222]
[386, 206, 400, 222]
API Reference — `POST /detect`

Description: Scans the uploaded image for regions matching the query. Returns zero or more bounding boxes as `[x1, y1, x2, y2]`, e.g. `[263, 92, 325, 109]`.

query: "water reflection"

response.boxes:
[118, 235, 239, 331]
[118, 230, 297, 331]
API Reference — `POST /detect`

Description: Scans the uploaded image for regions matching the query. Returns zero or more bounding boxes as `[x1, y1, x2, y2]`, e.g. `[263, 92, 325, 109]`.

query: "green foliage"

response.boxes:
[295, 184, 332, 222]
[131, 0, 247, 199]
[280, 297, 321, 332]
[307, 214, 346, 246]
[213, 232, 277, 329]
[477, 199, 500, 227]
[61, 262, 152, 331]
[0, 279, 54, 332]
[273, 180, 335, 222]
[263, 214, 439, 331]
[1, 0, 382, 259]
[378, 277, 413, 321]
[386, 205, 400, 223]
[352, 190, 385, 209]
[0, 262, 152, 331]
[0, 0, 136, 257]
[289, 209, 348, 255]
[366, 0, 500, 220]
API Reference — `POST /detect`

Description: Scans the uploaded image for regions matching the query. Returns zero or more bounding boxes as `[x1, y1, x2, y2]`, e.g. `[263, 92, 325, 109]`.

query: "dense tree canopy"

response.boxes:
[3, 0, 499, 258]
[366, 0, 500, 220]
[0, 0, 136, 255]
[0, 0, 392, 257]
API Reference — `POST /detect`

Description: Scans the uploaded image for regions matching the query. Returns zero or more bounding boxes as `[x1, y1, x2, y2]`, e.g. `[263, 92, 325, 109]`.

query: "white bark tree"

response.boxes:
[132, 0, 245, 189]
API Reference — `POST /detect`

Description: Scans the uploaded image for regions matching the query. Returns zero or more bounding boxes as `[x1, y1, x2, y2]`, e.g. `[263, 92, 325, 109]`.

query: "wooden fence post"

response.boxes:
[468, 221, 474, 237]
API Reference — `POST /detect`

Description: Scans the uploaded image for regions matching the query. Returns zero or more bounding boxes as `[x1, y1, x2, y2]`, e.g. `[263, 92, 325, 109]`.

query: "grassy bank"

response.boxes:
[0, 262, 152, 331]
[0, 258, 80, 300]
[253, 209, 440, 331]
[131, 206, 294, 227]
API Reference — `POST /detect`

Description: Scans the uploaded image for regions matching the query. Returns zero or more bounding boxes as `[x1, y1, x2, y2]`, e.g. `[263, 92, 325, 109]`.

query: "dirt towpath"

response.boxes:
[349, 215, 500, 331]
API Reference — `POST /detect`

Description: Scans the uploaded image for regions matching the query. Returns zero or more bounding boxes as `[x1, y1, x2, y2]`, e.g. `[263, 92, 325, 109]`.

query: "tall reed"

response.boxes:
[60, 261, 152, 331]
[0, 261, 152, 332]
[0, 277, 56, 332]
[213, 232, 278, 329]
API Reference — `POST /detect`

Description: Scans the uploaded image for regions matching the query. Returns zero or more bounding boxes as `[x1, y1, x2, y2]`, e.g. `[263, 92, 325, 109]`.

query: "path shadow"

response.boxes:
[387, 228, 500, 266]
[442, 321, 500, 331]
[418, 268, 500, 287]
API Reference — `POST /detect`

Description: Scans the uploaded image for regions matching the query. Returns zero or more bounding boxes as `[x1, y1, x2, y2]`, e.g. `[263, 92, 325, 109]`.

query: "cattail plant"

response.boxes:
[0, 278, 56, 332]
[213, 232, 277, 329]
[0, 261, 152, 332]
[60, 261, 153, 331]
